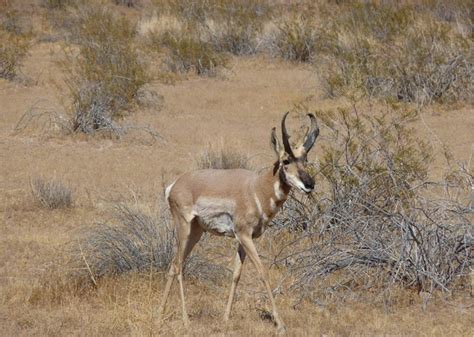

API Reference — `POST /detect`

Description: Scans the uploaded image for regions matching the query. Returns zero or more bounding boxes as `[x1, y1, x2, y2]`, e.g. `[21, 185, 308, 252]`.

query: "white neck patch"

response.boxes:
[273, 181, 286, 201]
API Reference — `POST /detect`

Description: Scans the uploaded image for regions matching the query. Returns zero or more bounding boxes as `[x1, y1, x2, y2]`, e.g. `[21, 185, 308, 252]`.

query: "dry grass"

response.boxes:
[66, 203, 228, 288]
[195, 143, 251, 170]
[31, 176, 73, 209]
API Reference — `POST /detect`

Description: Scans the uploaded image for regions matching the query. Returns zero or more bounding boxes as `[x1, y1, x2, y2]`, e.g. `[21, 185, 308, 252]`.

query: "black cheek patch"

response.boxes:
[298, 169, 315, 188]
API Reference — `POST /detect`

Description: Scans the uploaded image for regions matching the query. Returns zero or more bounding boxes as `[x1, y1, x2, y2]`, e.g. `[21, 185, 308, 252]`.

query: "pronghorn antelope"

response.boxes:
[158, 112, 319, 333]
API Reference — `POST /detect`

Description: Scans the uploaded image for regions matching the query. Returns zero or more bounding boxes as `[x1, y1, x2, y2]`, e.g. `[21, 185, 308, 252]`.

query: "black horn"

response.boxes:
[281, 112, 295, 158]
[302, 113, 319, 154]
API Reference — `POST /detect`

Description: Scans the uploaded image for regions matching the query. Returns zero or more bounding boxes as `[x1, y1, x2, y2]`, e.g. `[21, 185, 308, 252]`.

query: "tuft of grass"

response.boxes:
[112, 0, 139, 7]
[42, 0, 71, 10]
[195, 144, 251, 170]
[160, 32, 227, 76]
[31, 177, 73, 209]
[271, 15, 317, 62]
[65, 7, 149, 133]
[201, 0, 272, 55]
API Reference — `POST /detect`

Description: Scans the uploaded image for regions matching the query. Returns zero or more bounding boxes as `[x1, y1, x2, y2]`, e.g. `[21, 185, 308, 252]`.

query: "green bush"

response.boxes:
[42, 0, 71, 9]
[112, 0, 139, 7]
[160, 31, 227, 76]
[272, 15, 317, 62]
[66, 7, 149, 133]
[0, 31, 29, 80]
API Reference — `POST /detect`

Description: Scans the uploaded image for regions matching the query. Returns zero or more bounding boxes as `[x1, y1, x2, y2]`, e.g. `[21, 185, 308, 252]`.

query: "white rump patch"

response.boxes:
[193, 197, 236, 237]
[164, 180, 176, 203]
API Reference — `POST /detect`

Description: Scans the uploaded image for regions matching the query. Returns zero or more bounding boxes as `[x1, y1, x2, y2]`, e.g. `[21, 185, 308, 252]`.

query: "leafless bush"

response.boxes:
[271, 104, 472, 302]
[69, 203, 228, 287]
[31, 177, 73, 209]
[195, 144, 251, 170]
[65, 7, 149, 134]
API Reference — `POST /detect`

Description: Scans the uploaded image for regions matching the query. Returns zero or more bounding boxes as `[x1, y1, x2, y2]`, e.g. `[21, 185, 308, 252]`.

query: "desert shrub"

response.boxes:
[66, 7, 149, 133]
[42, 0, 71, 9]
[316, 2, 473, 104]
[141, 13, 228, 76]
[272, 104, 472, 301]
[160, 31, 227, 76]
[153, 0, 272, 55]
[69, 203, 228, 286]
[1, 7, 24, 35]
[195, 144, 251, 170]
[112, 0, 139, 7]
[0, 3, 30, 80]
[202, 0, 271, 55]
[31, 177, 73, 209]
[269, 15, 317, 62]
[0, 31, 29, 80]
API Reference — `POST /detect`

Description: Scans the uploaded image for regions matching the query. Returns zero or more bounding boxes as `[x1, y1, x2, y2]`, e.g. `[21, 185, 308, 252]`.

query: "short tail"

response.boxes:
[164, 180, 176, 204]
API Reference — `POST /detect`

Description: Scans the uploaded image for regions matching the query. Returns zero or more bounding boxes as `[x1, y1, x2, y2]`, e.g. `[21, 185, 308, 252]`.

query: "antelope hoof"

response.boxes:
[183, 317, 191, 328]
[277, 323, 287, 335]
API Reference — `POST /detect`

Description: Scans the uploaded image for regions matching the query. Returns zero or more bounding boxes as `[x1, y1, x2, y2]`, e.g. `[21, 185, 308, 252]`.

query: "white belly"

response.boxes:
[193, 197, 236, 237]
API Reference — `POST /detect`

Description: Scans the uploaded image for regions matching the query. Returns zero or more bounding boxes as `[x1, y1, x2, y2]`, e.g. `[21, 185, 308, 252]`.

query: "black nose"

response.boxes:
[304, 182, 314, 190]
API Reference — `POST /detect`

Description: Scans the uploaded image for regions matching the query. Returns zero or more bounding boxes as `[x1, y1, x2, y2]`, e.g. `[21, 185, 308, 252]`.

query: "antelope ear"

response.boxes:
[271, 127, 285, 161]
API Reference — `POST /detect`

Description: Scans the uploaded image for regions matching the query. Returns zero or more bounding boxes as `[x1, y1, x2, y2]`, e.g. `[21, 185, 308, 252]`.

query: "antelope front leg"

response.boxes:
[239, 236, 286, 334]
[224, 244, 246, 321]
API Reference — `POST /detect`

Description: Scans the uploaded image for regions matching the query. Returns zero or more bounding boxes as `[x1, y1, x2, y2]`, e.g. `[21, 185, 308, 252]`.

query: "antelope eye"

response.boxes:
[282, 160, 290, 165]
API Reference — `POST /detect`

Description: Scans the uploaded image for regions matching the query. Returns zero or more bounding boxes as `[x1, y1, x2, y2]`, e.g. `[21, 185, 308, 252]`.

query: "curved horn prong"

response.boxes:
[281, 112, 295, 158]
[302, 113, 319, 154]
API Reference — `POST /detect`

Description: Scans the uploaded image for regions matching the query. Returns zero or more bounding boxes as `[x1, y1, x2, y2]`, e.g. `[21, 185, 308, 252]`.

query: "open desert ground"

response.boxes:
[1, 1, 473, 336]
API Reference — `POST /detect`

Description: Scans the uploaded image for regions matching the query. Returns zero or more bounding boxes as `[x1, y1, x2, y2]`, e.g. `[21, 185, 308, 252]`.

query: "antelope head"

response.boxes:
[271, 111, 319, 194]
